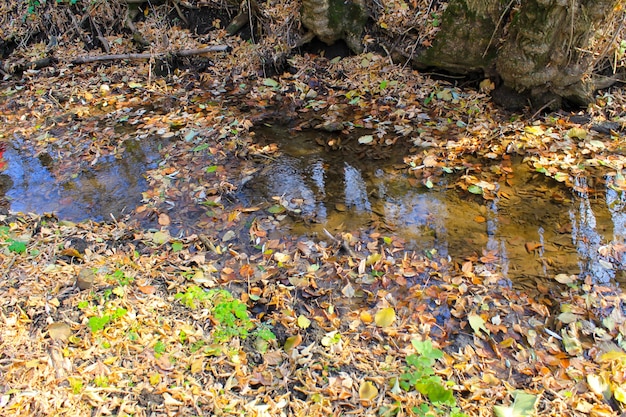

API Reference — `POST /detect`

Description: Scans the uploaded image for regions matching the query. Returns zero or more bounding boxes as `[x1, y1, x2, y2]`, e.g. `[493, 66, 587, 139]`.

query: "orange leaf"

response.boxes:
[284, 334, 302, 352]
[158, 213, 170, 226]
[138, 285, 157, 294]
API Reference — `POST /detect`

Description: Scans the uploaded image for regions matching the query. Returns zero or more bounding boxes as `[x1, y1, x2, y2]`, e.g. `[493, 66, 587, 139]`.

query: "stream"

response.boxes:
[0, 125, 624, 286]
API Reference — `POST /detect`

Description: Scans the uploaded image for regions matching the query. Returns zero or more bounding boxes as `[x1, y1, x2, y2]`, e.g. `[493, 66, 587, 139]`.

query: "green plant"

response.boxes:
[154, 340, 167, 357]
[210, 289, 254, 342]
[87, 308, 127, 333]
[175, 285, 212, 309]
[400, 339, 467, 417]
[106, 269, 133, 286]
[175, 286, 274, 343]
[0, 226, 27, 254]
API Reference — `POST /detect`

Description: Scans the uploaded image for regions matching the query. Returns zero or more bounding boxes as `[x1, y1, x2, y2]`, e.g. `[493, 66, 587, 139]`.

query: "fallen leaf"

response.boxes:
[468, 313, 489, 336]
[297, 315, 311, 329]
[554, 274, 577, 284]
[158, 213, 170, 226]
[494, 391, 538, 417]
[359, 380, 378, 402]
[48, 322, 71, 341]
[284, 334, 302, 352]
[375, 307, 396, 327]
[524, 242, 543, 253]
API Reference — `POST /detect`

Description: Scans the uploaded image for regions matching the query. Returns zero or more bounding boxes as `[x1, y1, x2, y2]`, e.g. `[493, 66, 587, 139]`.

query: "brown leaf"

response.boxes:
[48, 322, 72, 341]
[158, 213, 170, 226]
[524, 242, 543, 253]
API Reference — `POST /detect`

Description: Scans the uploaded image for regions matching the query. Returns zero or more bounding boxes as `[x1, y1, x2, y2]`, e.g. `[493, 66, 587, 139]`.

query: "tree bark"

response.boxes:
[411, 0, 624, 108]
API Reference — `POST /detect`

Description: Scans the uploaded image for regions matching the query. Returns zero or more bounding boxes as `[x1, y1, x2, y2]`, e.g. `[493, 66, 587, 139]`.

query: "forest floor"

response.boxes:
[1, 10, 626, 417]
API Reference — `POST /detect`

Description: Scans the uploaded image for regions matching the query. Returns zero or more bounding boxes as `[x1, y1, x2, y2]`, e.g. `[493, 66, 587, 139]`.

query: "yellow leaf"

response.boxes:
[375, 307, 396, 327]
[614, 385, 626, 403]
[567, 127, 588, 139]
[360, 311, 373, 324]
[468, 313, 489, 336]
[149, 373, 161, 386]
[359, 380, 378, 402]
[274, 252, 291, 263]
[587, 374, 611, 400]
[524, 125, 545, 136]
[599, 350, 626, 363]
[297, 315, 311, 329]
[366, 253, 382, 265]
[190, 358, 204, 374]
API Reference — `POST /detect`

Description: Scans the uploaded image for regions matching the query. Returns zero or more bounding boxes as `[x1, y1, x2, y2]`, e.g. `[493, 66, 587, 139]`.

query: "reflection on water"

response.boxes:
[0, 137, 163, 222]
[248, 126, 625, 284]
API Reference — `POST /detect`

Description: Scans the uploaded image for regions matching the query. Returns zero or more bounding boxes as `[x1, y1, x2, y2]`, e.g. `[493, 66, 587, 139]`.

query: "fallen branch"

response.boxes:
[70, 46, 229, 65]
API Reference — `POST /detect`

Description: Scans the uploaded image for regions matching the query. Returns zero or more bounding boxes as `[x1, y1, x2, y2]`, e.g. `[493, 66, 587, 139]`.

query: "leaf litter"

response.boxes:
[0, 12, 626, 417]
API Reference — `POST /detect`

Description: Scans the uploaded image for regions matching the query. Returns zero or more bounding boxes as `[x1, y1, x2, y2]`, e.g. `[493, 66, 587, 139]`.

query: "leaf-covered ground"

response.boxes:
[1, 11, 626, 417]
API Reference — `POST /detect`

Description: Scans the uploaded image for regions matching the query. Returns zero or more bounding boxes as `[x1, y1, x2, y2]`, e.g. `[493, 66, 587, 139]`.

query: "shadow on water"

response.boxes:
[244, 125, 625, 285]
[0, 137, 164, 222]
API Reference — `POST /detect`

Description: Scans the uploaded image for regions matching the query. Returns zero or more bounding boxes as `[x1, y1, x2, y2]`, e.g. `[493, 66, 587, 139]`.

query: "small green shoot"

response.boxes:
[175, 286, 274, 343]
[400, 338, 468, 417]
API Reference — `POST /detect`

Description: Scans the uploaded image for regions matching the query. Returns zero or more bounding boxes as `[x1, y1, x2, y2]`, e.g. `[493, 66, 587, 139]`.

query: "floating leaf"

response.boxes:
[494, 391, 538, 417]
[358, 135, 374, 144]
[359, 380, 378, 402]
[375, 307, 396, 327]
[467, 185, 483, 195]
[267, 205, 286, 214]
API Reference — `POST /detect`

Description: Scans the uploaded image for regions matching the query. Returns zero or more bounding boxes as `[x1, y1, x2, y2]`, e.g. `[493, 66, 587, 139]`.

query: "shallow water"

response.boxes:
[0, 124, 623, 285]
[244, 125, 625, 285]
[0, 137, 163, 222]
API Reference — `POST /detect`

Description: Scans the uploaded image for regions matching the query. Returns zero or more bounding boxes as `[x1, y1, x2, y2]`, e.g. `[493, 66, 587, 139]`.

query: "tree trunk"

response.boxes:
[411, 0, 624, 108]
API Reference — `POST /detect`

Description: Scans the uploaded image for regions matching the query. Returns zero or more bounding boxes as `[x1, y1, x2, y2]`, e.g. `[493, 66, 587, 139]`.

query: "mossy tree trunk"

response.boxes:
[414, 0, 623, 107]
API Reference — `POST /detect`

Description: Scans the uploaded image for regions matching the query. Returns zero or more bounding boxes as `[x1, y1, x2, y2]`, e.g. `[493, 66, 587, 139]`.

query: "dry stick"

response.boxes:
[70, 46, 229, 65]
